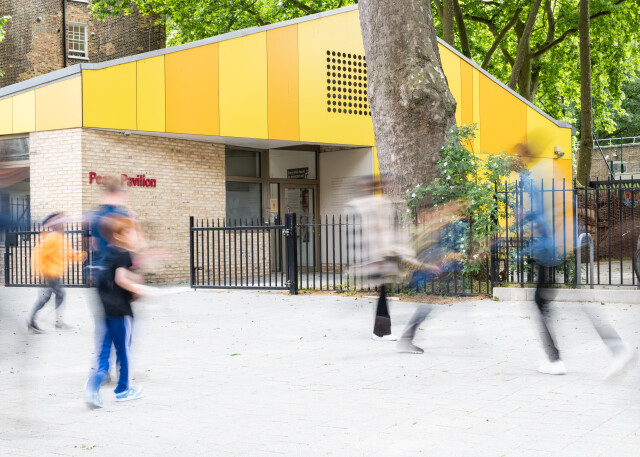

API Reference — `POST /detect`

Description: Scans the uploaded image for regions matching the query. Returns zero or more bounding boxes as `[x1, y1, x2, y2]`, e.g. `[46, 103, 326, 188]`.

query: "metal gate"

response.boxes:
[189, 214, 298, 292]
[4, 222, 92, 287]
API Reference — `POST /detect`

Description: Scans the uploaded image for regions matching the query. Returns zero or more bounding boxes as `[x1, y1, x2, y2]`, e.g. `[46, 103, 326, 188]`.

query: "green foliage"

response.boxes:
[0, 15, 10, 78]
[405, 124, 522, 275]
[89, 0, 356, 46]
[432, 0, 640, 140]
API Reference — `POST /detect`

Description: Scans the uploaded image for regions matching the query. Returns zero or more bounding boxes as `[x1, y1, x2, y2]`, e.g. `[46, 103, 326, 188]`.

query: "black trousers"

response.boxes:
[373, 285, 392, 336]
[534, 264, 560, 361]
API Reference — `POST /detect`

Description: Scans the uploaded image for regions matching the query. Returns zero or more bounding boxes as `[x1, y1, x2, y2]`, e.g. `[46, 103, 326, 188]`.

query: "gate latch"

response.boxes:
[285, 280, 294, 288]
[283, 228, 293, 237]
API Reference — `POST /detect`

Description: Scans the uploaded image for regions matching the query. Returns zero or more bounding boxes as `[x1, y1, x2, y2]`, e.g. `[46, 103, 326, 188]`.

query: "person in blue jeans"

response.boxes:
[84, 214, 157, 408]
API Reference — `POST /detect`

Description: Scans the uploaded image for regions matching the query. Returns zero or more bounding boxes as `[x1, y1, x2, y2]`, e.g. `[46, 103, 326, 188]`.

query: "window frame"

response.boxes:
[67, 22, 89, 60]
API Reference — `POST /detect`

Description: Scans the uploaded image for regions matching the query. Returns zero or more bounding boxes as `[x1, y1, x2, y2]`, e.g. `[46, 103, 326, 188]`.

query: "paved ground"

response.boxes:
[2, 287, 640, 457]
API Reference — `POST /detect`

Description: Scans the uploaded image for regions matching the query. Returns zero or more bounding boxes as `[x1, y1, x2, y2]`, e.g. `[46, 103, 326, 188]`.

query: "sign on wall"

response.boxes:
[89, 172, 157, 188]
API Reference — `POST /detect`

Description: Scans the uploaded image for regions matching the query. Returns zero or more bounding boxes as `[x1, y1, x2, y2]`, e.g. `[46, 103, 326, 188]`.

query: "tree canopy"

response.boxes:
[0, 15, 9, 78]
[89, 0, 356, 46]
[431, 0, 640, 138]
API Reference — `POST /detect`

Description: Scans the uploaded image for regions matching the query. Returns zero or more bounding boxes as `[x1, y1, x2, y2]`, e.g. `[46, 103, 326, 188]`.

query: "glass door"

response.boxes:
[281, 185, 316, 268]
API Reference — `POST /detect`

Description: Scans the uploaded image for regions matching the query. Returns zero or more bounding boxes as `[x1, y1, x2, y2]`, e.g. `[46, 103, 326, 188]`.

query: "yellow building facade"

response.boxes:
[0, 5, 573, 282]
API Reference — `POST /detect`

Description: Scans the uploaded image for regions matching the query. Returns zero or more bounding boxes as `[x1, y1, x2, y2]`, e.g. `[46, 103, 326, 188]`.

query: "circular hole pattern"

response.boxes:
[325, 50, 370, 117]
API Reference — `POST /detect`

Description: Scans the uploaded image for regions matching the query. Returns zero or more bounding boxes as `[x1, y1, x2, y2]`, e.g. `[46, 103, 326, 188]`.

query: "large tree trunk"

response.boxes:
[359, 0, 457, 199]
[576, 0, 593, 187]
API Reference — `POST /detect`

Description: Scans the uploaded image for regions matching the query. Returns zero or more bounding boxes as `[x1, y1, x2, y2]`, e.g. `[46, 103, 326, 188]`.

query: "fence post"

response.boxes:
[284, 213, 298, 295]
[189, 216, 195, 289]
[4, 227, 9, 286]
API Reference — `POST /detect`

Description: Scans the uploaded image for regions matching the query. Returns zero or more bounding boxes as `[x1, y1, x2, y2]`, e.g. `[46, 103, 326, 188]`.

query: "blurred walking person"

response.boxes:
[348, 176, 414, 341]
[518, 143, 633, 376]
[29, 213, 87, 333]
[84, 214, 160, 408]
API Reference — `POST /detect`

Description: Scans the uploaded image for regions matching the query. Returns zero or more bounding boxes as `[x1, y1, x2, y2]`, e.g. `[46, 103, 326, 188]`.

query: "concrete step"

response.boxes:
[493, 286, 640, 304]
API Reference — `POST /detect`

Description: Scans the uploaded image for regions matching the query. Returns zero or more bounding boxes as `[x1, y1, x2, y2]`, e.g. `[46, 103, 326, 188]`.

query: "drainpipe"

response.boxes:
[62, 0, 67, 68]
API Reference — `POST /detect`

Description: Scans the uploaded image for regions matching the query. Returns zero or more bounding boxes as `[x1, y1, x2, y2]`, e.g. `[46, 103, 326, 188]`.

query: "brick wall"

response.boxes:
[30, 128, 84, 220]
[0, 1, 165, 88]
[81, 129, 225, 283]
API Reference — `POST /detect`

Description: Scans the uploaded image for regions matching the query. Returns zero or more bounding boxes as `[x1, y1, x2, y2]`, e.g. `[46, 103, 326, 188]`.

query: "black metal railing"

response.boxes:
[190, 216, 288, 290]
[294, 215, 488, 295]
[4, 222, 92, 287]
[190, 213, 489, 295]
[492, 178, 640, 288]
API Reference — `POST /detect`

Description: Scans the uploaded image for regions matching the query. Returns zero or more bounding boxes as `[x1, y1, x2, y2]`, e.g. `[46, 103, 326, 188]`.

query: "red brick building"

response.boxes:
[0, 0, 165, 88]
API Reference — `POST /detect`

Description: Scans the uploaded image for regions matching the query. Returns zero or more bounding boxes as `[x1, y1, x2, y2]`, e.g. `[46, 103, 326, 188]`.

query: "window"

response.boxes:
[67, 23, 88, 59]
[225, 182, 262, 223]
[225, 149, 260, 178]
[0, 137, 29, 161]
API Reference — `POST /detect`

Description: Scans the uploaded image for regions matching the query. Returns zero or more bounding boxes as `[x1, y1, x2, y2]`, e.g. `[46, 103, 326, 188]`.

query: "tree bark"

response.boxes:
[452, 0, 471, 57]
[359, 0, 457, 199]
[442, 0, 455, 45]
[517, 51, 533, 101]
[576, 0, 593, 186]
[507, 0, 543, 90]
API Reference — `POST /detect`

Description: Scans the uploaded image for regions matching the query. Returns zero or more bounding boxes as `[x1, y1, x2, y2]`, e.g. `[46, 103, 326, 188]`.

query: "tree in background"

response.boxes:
[358, 0, 457, 199]
[89, 0, 356, 46]
[575, 0, 592, 186]
[432, 0, 640, 138]
[0, 15, 9, 77]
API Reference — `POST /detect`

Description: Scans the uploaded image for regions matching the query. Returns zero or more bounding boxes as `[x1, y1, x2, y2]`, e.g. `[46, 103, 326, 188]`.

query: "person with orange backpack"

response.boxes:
[28, 213, 87, 333]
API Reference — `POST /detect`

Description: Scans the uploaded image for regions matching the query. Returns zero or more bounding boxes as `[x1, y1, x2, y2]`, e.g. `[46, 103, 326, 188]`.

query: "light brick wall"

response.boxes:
[81, 129, 225, 283]
[30, 128, 84, 220]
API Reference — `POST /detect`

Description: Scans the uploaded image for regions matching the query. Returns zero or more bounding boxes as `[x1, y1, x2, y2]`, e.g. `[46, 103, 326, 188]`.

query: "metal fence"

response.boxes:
[190, 216, 288, 290]
[191, 213, 489, 295]
[4, 222, 92, 287]
[492, 178, 640, 289]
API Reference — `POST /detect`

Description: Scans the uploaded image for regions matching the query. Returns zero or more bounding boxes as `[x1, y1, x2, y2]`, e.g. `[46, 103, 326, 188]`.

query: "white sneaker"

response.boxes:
[538, 359, 566, 375]
[606, 344, 635, 379]
[372, 333, 398, 341]
[396, 338, 424, 354]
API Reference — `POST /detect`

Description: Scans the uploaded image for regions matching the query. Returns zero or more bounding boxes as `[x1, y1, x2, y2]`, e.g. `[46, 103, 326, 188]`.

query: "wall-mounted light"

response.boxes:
[554, 146, 565, 159]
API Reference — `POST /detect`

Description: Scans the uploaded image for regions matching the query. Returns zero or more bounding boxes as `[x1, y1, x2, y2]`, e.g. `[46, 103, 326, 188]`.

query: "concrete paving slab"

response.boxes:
[1, 287, 640, 456]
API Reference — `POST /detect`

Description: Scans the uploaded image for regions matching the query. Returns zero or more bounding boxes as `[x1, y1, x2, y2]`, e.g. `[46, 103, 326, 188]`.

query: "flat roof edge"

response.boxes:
[0, 65, 82, 100]
[436, 39, 573, 132]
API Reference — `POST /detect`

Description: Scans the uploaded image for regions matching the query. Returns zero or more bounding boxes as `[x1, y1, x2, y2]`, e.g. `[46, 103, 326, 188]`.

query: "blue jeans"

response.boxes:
[86, 316, 133, 394]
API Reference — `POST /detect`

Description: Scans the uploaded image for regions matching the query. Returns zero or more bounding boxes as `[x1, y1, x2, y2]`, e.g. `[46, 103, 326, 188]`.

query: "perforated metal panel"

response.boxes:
[325, 50, 370, 116]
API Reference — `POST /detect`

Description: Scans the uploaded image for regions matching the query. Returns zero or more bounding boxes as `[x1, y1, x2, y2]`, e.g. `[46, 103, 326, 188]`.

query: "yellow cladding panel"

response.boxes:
[220, 33, 268, 139]
[166, 44, 219, 136]
[36, 76, 82, 131]
[472, 69, 480, 155]
[479, 74, 526, 154]
[526, 106, 572, 160]
[267, 25, 299, 141]
[298, 9, 374, 146]
[83, 63, 137, 130]
[0, 98, 12, 135]
[554, 158, 574, 187]
[137, 56, 166, 132]
[439, 44, 461, 125]
[12, 90, 36, 133]
[460, 61, 473, 128]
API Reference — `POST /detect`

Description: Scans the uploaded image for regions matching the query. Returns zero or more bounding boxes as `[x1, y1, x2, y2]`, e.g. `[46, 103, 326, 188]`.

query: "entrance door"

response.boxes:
[281, 185, 316, 268]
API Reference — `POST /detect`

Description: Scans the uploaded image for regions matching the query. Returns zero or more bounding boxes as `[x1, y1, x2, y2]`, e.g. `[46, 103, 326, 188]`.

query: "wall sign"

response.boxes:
[287, 167, 309, 179]
[89, 172, 157, 188]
